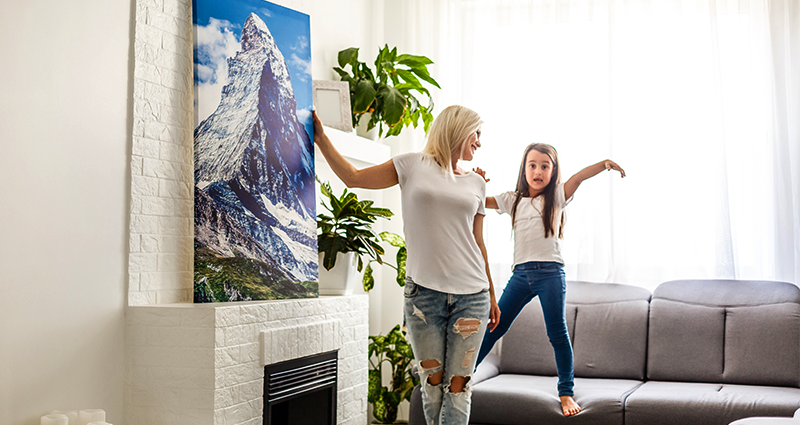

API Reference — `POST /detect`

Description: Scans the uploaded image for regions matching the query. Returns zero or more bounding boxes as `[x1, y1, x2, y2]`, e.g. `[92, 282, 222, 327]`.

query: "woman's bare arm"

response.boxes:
[473, 214, 501, 331]
[314, 111, 399, 189]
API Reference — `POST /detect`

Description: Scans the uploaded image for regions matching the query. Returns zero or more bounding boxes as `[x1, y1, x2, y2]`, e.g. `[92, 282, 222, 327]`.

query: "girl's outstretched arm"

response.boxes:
[314, 111, 399, 189]
[564, 160, 625, 200]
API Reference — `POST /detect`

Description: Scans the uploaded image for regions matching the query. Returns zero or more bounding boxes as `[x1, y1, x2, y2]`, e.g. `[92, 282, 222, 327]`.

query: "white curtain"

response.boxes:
[393, 0, 800, 291]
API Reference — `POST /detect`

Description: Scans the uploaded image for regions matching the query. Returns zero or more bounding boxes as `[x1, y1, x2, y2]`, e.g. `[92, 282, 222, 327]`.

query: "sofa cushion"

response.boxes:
[467, 375, 641, 425]
[724, 303, 800, 387]
[648, 280, 800, 387]
[572, 299, 650, 380]
[500, 281, 651, 380]
[624, 381, 800, 425]
[647, 298, 726, 382]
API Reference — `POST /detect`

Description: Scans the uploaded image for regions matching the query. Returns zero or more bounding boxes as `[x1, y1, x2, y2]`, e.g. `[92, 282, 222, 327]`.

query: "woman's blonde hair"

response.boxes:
[423, 105, 483, 174]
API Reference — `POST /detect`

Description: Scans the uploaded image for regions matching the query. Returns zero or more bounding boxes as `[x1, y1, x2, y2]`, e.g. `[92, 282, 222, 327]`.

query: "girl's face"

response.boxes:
[525, 149, 554, 195]
[459, 128, 482, 161]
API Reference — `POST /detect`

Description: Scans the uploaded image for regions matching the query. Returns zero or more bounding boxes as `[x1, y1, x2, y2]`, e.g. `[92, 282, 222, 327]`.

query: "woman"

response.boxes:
[313, 105, 500, 425]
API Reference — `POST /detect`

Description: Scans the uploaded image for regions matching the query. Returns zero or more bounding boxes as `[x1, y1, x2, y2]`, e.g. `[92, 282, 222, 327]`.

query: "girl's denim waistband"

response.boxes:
[514, 261, 564, 270]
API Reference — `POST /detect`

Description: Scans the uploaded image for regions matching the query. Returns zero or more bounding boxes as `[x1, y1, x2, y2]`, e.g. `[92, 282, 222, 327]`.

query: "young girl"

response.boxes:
[313, 105, 501, 425]
[474, 143, 625, 417]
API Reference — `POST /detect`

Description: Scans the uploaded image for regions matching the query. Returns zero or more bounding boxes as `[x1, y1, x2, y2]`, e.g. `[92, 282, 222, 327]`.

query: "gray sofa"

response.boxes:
[409, 279, 800, 425]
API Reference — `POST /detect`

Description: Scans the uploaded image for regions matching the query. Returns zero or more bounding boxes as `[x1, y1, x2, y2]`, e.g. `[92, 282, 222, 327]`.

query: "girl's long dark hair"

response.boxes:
[510, 143, 565, 238]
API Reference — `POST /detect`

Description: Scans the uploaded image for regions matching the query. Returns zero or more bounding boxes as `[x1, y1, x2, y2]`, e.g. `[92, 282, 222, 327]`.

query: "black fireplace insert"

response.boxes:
[263, 350, 338, 425]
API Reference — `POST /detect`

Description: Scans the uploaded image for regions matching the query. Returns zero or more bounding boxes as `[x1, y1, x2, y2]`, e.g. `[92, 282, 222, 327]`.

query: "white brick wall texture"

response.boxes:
[129, 0, 194, 306]
[128, 0, 371, 423]
[125, 295, 369, 425]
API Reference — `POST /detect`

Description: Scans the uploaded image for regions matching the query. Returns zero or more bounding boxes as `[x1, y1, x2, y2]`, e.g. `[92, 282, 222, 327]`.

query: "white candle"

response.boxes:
[41, 414, 68, 425]
[51, 411, 78, 425]
[78, 409, 105, 425]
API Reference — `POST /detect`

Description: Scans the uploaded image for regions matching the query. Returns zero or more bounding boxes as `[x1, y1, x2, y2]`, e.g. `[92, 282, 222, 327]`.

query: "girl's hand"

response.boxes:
[472, 167, 490, 182]
[603, 160, 626, 178]
[488, 296, 501, 332]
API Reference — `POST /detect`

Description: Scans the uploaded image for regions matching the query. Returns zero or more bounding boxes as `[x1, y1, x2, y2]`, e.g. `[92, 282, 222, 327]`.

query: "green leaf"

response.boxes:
[378, 86, 407, 126]
[379, 232, 405, 248]
[321, 237, 347, 270]
[372, 397, 387, 423]
[367, 369, 382, 403]
[338, 47, 359, 68]
[395, 69, 423, 90]
[410, 67, 442, 89]
[423, 108, 434, 133]
[396, 247, 407, 286]
[363, 263, 374, 292]
[385, 124, 404, 137]
[364, 206, 393, 218]
[396, 53, 434, 66]
[352, 80, 377, 114]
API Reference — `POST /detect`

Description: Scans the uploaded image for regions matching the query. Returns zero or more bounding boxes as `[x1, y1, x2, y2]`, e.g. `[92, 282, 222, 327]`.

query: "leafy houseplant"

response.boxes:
[317, 180, 406, 291]
[334, 45, 441, 138]
[368, 324, 419, 424]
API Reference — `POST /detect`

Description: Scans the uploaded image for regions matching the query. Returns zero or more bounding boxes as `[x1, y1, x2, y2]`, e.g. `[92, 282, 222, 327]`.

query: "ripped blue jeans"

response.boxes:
[404, 278, 490, 425]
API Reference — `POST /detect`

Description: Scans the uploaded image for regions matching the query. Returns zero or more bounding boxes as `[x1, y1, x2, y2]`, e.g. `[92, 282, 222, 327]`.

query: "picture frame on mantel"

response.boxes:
[313, 80, 352, 132]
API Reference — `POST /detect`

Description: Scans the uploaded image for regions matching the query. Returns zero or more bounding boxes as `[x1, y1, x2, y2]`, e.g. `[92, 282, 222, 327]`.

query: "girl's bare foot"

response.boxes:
[560, 396, 581, 416]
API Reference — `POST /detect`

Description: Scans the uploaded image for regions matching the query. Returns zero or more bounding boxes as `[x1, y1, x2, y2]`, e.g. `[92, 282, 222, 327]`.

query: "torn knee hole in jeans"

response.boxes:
[418, 359, 442, 386]
[447, 375, 472, 394]
[419, 359, 441, 372]
[453, 317, 482, 339]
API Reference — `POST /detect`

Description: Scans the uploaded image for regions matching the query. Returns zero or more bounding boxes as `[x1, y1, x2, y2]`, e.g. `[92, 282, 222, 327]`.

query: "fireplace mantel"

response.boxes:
[124, 295, 368, 425]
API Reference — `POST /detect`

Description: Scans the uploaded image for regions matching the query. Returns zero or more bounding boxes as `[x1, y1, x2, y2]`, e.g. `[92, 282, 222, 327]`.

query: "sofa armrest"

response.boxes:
[473, 353, 501, 385]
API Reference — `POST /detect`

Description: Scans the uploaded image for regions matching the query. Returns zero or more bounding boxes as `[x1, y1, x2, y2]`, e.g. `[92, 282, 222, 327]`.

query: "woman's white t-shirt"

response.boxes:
[393, 152, 489, 294]
[494, 184, 572, 266]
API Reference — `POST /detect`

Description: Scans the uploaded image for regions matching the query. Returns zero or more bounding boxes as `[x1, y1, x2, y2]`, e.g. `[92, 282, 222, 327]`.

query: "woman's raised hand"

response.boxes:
[312, 110, 328, 146]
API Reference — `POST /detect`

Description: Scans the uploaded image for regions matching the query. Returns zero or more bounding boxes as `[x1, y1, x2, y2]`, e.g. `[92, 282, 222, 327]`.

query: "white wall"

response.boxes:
[0, 1, 132, 424]
[0, 0, 380, 424]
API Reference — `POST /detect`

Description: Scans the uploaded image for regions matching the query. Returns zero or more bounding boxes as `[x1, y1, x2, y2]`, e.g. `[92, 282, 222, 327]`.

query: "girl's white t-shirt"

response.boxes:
[494, 184, 572, 266]
[393, 152, 489, 294]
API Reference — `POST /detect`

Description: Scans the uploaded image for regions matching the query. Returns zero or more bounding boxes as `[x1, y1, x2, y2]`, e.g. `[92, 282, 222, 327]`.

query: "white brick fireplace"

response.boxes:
[126, 0, 389, 424]
[125, 295, 368, 425]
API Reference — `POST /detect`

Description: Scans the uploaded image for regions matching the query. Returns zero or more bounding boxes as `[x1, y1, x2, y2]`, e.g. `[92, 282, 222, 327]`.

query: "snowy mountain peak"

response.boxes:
[241, 13, 273, 53]
[194, 12, 296, 184]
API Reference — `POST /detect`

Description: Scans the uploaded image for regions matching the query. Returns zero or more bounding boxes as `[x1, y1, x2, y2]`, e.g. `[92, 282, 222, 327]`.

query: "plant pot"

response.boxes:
[318, 252, 360, 295]
[355, 112, 379, 141]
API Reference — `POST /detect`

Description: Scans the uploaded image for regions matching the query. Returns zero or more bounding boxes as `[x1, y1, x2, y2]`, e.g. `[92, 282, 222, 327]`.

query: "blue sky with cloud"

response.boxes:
[193, 0, 312, 132]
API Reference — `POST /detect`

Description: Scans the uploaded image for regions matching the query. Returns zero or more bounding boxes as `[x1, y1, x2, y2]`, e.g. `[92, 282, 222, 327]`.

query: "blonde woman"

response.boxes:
[313, 105, 501, 425]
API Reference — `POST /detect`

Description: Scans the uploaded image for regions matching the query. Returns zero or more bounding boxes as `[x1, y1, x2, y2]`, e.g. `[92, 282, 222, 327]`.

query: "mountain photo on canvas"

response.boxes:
[191, 0, 317, 302]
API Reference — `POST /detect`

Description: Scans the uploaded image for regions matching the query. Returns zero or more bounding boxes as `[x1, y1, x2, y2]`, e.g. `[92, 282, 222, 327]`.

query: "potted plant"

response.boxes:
[334, 45, 441, 138]
[317, 179, 406, 293]
[368, 324, 419, 424]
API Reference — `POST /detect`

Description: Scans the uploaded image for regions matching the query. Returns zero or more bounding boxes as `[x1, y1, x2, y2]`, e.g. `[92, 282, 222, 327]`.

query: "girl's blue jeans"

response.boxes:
[475, 261, 575, 397]
[403, 278, 490, 425]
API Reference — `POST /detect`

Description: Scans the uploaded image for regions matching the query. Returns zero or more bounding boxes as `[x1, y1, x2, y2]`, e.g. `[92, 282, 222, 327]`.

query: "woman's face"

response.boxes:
[460, 128, 482, 161]
[525, 149, 554, 195]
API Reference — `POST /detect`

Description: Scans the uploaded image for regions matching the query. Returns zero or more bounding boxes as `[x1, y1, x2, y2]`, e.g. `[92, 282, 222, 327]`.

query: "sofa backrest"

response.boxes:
[500, 281, 652, 380]
[647, 279, 800, 387]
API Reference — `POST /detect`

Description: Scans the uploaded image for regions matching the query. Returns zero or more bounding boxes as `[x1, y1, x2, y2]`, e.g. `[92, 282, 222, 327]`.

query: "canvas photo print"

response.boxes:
[192, 0, 317, 302]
